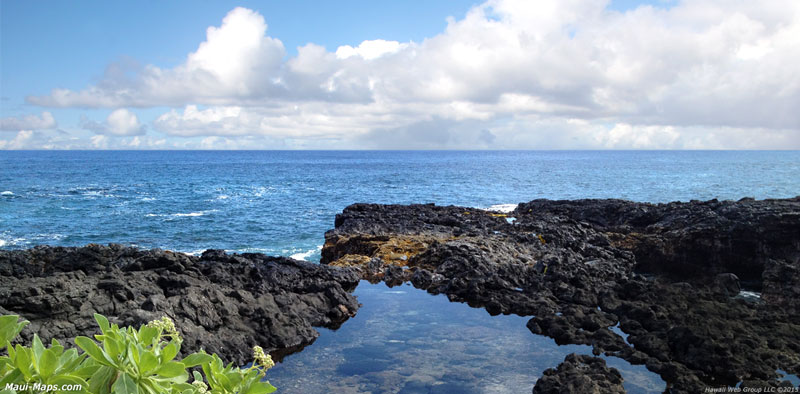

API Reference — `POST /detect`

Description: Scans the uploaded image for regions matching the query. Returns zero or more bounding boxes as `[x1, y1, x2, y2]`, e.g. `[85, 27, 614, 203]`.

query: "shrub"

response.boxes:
[0, 314, 276, 394]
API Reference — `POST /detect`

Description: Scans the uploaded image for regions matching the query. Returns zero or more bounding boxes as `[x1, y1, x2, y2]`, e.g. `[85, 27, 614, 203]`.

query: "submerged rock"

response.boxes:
[322, 197, 800, 393]
[533, 354, 625, 394]
[0, 244, 361, 365]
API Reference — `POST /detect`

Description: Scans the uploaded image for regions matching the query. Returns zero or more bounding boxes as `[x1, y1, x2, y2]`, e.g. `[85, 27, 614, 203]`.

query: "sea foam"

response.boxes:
[486, 203, 517, 213]
[290, 245, 323, 261]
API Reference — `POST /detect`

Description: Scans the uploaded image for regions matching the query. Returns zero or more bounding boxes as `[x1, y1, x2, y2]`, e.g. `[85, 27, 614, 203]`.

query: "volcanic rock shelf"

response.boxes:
[321, 197, 800, 393]
[0, 245, 361, 365]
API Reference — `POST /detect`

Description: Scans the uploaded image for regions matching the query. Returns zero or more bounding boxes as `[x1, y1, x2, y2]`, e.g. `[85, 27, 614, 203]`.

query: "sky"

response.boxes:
[1, 0, 798, 150]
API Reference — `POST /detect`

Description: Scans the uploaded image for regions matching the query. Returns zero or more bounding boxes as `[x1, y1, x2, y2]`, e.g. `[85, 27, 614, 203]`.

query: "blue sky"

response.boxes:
[1, 0, 797, 149]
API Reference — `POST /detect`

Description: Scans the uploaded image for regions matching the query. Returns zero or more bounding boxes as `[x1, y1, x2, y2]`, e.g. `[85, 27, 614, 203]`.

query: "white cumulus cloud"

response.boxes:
[335, 39, 409, 60]
[106, 109, 145, 136]
[81, 109, 145, 136]
[0, 130, 35, 149]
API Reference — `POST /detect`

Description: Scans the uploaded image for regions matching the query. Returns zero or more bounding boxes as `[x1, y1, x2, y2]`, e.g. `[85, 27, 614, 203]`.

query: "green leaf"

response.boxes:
[160, 342, 178, 363]
[74, 336, 113, 367]
[88, 366, 115, 394]
[14, 345, 32, 380]
[74, 363, 101, 379]
[102, 336, 121, 361]
[139, 351, 159, 375]
[138, 377, 160, 394]
[138, 326, 159, 346]
[214, 371, 233, 392]
[94, 314, 111, 335]
[244, 381, 277, 394]
[128, 342, 141, 367]
[225, 369, 243, 388]
[32, 334, 45, 368]
[155, 361, 186, 378]
[112, 372, 139, 394]
[201, 362, 217, 388]
[180, 353, 213, 368]
[57, 348, 86, 374]
[0, 367, 23, 387]
[38, 348, 58, 379]
[0, 315, 27, 350]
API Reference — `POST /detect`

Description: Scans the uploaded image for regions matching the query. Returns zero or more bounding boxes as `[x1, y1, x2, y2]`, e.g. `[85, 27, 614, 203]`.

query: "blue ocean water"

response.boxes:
[1, 150, 798, 255]
[2, 150, 799, 393]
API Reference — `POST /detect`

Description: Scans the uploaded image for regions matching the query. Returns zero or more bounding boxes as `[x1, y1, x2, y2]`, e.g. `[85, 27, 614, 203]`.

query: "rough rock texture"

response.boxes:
[321, 198, 800, 393]
[0, 244, 361, 365]
[533, 354, 625, 394]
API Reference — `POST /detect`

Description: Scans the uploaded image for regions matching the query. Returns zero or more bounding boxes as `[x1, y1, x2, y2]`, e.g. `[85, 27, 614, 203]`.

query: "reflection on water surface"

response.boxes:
[268, 281, 665, 393]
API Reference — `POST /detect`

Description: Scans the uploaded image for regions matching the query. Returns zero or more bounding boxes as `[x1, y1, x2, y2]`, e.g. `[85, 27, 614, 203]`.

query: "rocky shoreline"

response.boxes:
[2, 197, 798, 393]
[0, 244, 361, 365]
[321, 197, 800, 393]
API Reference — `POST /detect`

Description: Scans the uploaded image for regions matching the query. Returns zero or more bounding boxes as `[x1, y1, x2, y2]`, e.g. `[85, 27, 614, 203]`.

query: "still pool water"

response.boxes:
[267, 281, 665, 394]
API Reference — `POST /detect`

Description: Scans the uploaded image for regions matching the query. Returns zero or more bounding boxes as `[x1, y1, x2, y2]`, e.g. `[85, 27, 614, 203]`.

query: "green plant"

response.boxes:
[0, 314, 275, 394]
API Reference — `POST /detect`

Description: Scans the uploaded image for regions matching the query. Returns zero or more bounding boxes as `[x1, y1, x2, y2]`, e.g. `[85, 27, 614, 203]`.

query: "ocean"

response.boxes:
[2, 150, 799, 393]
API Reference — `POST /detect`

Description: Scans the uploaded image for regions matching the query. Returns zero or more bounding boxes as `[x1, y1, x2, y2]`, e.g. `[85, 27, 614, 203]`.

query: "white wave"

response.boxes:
[290, 245, 323, 261]
[180, 249, 207, 256]
[215, 195, 229, 200]
[141, 197, 156, 201]
[229, 247, 275, 254]
[1, 191, 14, 196]
[82, 190, 116, 198]
[173, 212, 205, 217]
[252, 186, 279, 197]
[0, 237, 26, 247]
[146, 210, 216, 218]
[486, 203, 518, 213]
[35, 233, 64, 241]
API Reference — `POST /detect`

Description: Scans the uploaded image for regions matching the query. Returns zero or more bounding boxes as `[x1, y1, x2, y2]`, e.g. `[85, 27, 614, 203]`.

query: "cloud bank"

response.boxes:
[0, 112, 56, 131]
[19, 0, 800, 149]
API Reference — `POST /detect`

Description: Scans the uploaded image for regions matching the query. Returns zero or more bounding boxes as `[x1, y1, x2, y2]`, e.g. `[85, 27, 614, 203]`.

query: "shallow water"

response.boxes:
[267, 281, 665, 394]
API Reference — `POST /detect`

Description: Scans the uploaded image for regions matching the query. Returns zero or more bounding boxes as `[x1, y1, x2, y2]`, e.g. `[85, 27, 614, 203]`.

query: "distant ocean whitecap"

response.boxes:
[146, 210, 216, 218]
[172, 212, 205, 217]
[1, 191, 14, 196]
